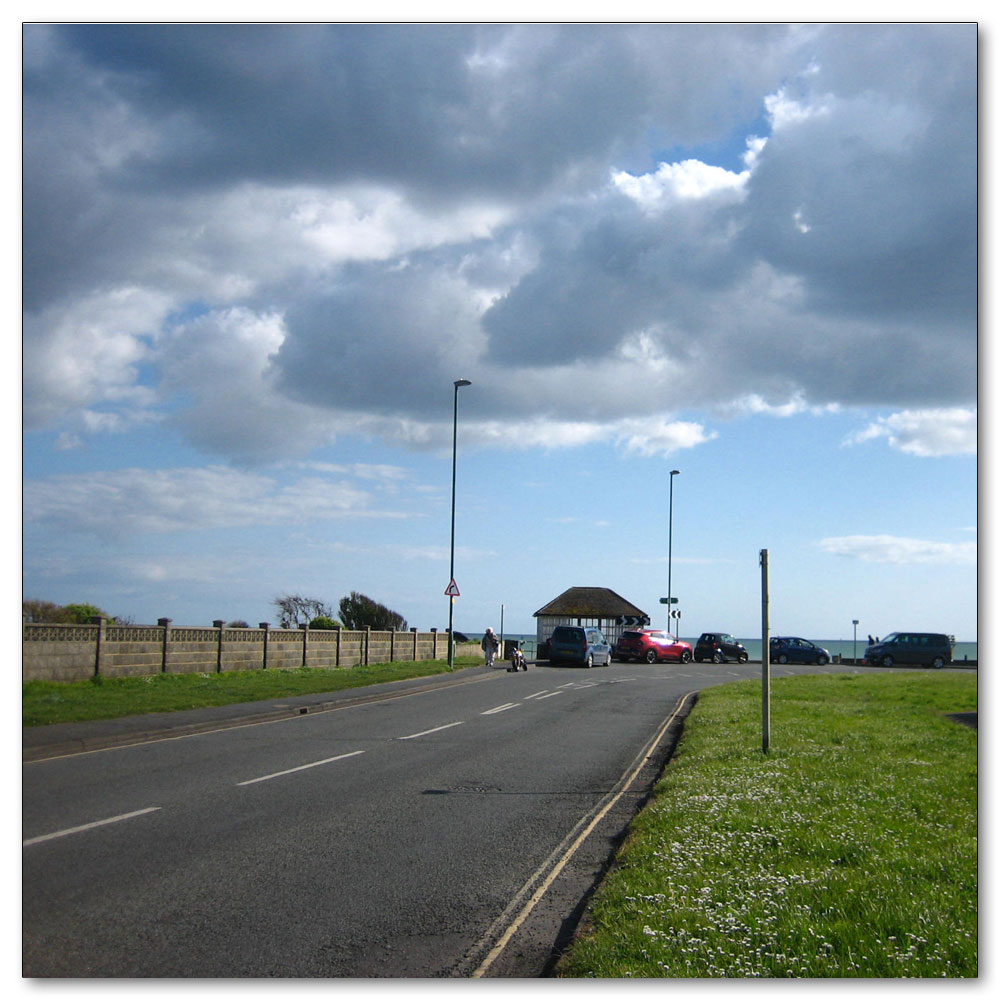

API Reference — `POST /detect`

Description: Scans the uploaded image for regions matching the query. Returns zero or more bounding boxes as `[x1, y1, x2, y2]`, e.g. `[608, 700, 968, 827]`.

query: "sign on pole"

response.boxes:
[445, 579, 460, 597]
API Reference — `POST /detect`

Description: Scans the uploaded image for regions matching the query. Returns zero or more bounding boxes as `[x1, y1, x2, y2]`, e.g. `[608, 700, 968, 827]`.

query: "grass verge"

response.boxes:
[557, 671, 977, 978]
[22, 656, 484, 727]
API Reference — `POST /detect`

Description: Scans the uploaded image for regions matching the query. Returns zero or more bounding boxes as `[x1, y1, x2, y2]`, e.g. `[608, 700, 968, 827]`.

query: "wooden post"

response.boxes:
[760, 549, 770, 753]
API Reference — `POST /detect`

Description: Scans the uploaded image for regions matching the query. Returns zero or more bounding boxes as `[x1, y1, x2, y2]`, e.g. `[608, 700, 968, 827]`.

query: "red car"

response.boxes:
[614, 629, 693, 663]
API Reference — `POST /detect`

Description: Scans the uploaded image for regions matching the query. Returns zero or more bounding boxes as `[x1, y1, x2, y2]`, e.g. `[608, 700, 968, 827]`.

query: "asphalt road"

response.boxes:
[22, 658, 944, 978]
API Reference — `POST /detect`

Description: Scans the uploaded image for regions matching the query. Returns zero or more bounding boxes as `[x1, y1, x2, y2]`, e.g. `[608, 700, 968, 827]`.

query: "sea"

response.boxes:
[471, 634, 978, 663]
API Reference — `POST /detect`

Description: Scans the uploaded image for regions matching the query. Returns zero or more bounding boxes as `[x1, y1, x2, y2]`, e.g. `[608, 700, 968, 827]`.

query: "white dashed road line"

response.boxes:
[481, 703, 520, 715]
[237, 750, 366, 786]
[23, 807, 161, 847]
[397, 721, 465, 740]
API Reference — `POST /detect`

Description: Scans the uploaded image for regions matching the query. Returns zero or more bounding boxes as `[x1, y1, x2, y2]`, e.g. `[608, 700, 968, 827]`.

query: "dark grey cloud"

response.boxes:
[22, 23, 978, 460]
[29, 23, 786, 198]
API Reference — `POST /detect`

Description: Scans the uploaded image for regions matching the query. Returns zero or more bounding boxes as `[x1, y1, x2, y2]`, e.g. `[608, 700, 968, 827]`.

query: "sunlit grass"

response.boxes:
[22, 656, 483, 726]
[558, 672, 977, 978]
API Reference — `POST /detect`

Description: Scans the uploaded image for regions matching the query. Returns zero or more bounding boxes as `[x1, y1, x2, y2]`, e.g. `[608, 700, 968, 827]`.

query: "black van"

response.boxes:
[863, 632, 953, 668]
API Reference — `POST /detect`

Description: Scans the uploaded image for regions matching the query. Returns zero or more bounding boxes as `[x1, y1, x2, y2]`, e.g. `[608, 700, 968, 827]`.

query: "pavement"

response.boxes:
[23, 664, 503, 762]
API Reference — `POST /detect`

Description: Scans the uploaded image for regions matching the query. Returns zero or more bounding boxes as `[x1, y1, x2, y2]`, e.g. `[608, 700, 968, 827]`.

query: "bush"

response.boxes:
[309, 616, 341, 630]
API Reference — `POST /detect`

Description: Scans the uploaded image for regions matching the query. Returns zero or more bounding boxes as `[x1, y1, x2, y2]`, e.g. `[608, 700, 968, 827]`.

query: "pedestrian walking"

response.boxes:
[481, 627, 499, 667]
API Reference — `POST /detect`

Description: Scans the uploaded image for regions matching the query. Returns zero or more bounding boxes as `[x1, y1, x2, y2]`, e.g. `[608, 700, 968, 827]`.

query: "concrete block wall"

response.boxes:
[23, 620, 483, 683]
[103, 625, 170, 678]
[22, 625, 98, 682]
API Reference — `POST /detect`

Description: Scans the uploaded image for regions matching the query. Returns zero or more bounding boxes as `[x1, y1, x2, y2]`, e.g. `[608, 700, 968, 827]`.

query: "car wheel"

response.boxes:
[712, 651, 724, 663]
[680, 650, 691, 663]
[817, 655, 829, 665]
[777, 654, 788, 664]
[932, 656, 945, 669]
[739, 652, 748, 663]
[881, 655, 894, 667]
[645, 649, 659, 664]
[585, 653, 594, 668]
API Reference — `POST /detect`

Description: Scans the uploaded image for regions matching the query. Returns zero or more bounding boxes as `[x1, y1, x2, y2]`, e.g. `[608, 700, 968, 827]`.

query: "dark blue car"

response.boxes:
[769, 636, 831, 665]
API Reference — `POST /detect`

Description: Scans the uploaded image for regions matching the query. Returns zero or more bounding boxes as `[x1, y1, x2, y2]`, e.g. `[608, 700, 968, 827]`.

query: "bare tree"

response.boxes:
[272, 594, 333, 629]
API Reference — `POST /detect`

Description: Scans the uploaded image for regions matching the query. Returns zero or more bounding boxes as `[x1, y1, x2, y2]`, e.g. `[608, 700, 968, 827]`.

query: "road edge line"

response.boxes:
[468, 689, 697, 978]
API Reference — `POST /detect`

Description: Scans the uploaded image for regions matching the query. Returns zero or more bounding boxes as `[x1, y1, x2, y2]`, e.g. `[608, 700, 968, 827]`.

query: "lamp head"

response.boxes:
[670, 469, 681, 476]
[454, 379, 472, 388]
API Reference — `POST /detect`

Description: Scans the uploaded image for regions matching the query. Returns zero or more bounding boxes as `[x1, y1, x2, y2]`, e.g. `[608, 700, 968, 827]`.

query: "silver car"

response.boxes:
[548, 625, 612, 667]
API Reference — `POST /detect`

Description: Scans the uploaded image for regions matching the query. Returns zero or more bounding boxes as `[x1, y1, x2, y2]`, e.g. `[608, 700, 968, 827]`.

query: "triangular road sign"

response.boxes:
[444, 579, 461, 597]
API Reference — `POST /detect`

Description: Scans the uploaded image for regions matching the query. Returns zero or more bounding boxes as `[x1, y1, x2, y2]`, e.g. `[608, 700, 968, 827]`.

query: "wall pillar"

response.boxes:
[259, 622, 270, 669]
[213, 620, 225, 673]
[158, 618, 172, 673]
[90, 616, 106, 677]
[365, 626, 371, 666]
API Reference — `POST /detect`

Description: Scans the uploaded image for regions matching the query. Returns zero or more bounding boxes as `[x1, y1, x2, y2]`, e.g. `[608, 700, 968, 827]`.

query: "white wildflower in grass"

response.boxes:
[557, 672, 977, 979]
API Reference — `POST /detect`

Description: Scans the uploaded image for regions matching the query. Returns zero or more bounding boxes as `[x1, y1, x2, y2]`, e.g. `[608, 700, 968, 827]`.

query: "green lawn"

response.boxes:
[22, 656, 483, 726]
[558, 671, 977, 979]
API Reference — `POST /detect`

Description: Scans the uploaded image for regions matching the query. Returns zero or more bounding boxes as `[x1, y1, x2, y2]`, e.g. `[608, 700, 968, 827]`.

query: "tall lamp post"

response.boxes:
[852, 619, 859, 664]
[448, 378, 472, 671]
[667, 469, 680, 635]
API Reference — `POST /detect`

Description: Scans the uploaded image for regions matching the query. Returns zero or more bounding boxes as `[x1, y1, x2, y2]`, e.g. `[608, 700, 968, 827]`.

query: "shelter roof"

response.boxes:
[533, 586, 648, 619]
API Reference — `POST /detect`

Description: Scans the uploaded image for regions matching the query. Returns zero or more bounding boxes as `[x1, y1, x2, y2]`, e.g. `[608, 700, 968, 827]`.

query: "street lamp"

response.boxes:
[853, 619, 859, 664]
[667, 469, 680, 635]
[448, 378, 472, 671]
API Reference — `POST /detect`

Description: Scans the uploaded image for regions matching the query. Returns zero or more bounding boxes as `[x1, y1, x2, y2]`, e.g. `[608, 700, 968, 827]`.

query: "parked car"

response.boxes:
[769, 636, 831, 665]
[693, 632, 749, 663]
[548, 625, 612, 667]
[614, 629, 692, 663]
[864, 632, 953, 668]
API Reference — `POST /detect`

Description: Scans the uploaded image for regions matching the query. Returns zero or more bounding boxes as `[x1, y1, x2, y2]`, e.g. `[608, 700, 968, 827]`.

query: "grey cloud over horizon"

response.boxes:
[23, 23, 977, 463]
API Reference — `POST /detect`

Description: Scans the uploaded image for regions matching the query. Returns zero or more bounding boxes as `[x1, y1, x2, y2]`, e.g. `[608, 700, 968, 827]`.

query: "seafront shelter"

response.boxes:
[533, 586, 650, 650]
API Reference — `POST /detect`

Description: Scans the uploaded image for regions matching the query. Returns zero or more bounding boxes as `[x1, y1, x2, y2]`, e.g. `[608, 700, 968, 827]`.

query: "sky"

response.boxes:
[19, 20, 979, 641]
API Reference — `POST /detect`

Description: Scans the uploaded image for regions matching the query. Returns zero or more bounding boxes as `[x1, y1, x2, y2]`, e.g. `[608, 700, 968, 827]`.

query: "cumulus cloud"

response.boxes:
[819, 534, 977, 565]
[22, 24, 976, 462]
[844, 407, 977, 457]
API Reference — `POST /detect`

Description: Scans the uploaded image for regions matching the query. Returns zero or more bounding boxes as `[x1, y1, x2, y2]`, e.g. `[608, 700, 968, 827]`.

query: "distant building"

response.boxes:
[533, 586, 650, 648]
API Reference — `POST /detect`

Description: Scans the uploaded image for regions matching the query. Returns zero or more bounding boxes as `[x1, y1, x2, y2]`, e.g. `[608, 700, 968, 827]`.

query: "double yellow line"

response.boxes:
[469, 689, 697, 977]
